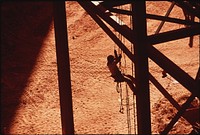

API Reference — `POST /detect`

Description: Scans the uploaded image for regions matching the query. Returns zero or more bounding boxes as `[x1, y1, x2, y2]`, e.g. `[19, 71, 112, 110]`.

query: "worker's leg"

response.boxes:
[123, 74, 136, 84]
[124, 78, 136, 95]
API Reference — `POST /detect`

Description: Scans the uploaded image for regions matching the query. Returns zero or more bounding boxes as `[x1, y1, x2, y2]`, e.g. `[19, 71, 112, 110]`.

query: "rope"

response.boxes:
[121, 29, 132, 134]
[132, 90, 137, 134]
[115, 4, 124, 114]
[113, 4, 138, 134]
[119, 83, 124, 113]
[125, 83, 132, 134]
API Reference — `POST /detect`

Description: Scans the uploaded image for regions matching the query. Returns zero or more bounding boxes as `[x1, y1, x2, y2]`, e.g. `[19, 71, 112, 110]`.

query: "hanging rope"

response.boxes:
[119, 83, 124, 113]
[113, 4, 138, 134]
[125, 83, 132, 134]
[120, 4, 133, 134]
[114, 4, 124, 114]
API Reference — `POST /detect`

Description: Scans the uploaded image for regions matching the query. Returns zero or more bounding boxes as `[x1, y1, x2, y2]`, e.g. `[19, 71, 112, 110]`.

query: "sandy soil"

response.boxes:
[1, 1, 199, 134]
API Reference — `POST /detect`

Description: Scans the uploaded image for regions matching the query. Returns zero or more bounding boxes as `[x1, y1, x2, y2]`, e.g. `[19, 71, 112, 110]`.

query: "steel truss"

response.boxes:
[77, 1, 200, 134]
[53, 1, 200, 134]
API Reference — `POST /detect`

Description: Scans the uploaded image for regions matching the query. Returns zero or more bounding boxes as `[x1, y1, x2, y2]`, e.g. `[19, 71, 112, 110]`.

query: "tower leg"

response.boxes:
[132, 1, 151, 134]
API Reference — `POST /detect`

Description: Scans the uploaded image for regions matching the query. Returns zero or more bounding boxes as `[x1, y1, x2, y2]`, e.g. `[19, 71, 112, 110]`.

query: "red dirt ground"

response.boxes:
[1, 1, 199, 134]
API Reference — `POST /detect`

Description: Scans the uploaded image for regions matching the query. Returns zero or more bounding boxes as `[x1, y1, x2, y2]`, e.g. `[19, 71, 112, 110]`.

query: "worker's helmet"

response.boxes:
[107, 55, 115, 63]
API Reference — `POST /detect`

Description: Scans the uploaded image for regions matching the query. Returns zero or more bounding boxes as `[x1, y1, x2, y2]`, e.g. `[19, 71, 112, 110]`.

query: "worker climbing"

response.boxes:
[107, 50, 137, 94]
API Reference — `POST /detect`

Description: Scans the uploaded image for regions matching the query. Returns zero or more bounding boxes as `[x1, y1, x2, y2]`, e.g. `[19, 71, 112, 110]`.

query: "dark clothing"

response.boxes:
[107, 52, 136, 94]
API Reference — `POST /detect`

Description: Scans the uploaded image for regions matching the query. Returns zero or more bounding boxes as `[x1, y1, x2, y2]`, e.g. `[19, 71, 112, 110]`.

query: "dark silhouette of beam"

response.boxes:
[109, 7, 199, 26]
[161, 94, 196, 134]
[78, 1, 200, 134]
[72, 5, 199, 129]
[160, 68, 200, 134]
[81, 1, 200, 46]
[174, 1, 200, 18]
[78, 1, 135, 64]
[132, 2, 151, 134]
[155, 2, 175, 34]
[53, 2, 74, 134]
[148, 47, 199, 99]
[79, 2, 151, 133]
[148, 25, 200, 45]
[149, 74, 197, 126]
[84, 1, 199, 96]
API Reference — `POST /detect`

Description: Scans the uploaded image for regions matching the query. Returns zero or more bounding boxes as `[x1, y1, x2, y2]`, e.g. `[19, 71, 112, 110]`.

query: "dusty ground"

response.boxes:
[1, 1, 199, 134]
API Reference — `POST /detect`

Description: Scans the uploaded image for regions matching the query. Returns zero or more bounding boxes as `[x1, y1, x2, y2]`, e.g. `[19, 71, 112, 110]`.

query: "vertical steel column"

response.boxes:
[53, 2, 74, 134]
[132, 1, 151, 134]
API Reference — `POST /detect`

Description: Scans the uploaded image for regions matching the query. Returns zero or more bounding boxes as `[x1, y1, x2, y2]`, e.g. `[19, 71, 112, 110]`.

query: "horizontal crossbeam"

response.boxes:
[109, 8, 199, 26]
[148, 25, 200, 45]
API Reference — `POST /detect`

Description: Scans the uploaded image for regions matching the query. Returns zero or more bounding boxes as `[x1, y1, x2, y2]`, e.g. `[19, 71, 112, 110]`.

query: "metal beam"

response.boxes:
[78, 0, 199, 98]
[78, 1, 135, 64]
[148, 47, 199, 99]
[148, 25, 200, 45]
[149, 74, 196, 126]
[160, 69, 200, 134]
[79, 2, 200, 133]
[79, 1, 200, 46]
[155, 2, 175, 34]
[53, 2, 74, 134]
[148, 14, 199, 26]
[78, 2, 200, 134]
[149, 75, 180, 109]
[133, 2, 151, 134]
[78, 1, 132, 40]
[79, 2, 152, 133]
[109, 7, 199, 26]
[174, 1, 200, 18]
[161, 94, 196, 134]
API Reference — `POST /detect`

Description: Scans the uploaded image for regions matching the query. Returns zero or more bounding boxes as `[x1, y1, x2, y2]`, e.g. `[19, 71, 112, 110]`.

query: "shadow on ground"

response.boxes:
[1, 2, 53, 133]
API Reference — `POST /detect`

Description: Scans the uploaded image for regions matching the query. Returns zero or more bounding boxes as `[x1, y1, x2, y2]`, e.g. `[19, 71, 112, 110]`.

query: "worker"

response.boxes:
[107, 50, 136, 94]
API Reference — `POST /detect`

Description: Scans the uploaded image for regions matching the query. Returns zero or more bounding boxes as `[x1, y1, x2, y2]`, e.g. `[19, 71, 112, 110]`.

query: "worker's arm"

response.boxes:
[114, 50, 121, 64]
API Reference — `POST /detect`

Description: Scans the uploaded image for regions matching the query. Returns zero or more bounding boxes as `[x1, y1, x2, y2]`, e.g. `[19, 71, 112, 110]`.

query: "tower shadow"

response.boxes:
[1, 2, 53, 133]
